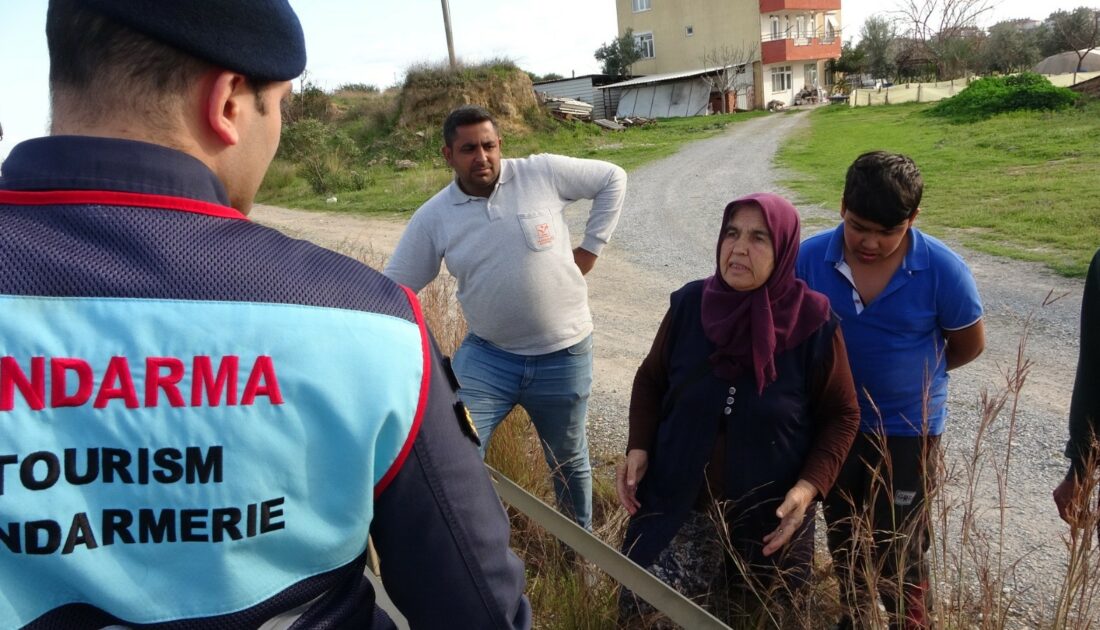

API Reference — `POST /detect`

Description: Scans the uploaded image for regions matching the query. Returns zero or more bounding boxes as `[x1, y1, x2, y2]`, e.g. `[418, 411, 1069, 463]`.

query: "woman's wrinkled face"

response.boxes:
[719, 205, 775, 291]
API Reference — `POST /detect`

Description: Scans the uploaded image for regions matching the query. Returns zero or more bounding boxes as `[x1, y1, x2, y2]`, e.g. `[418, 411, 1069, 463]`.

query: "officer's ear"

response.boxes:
[204, 70, 248, 147]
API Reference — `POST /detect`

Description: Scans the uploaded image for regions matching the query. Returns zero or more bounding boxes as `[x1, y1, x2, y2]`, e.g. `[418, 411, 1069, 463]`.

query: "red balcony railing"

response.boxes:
[760, 35, 841, 65]
[759, 0, 841, 12]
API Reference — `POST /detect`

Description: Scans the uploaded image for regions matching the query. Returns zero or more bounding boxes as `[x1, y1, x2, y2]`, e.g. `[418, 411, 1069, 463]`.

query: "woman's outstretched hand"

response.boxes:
[616, 449, 649, 515]
[762, 479, 817, 556]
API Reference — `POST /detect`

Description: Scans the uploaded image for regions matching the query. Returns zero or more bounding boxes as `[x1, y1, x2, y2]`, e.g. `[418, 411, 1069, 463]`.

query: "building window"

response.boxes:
[796, 16, 806, 38]
[635, 32, 655, 59]
[824, 15, 837, 42]
[632, 0, 651, 12]
[771, 66, 792, 92]
[686, 25, 694, 37]
[805, 63, 818, 87]
[770, 16, 780, 40]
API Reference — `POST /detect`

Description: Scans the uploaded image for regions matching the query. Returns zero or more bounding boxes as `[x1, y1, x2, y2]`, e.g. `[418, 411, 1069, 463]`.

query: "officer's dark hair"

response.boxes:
[842, 151, 924, 227]
[443, 105, 499, 148]
[46, 0, 273, 131]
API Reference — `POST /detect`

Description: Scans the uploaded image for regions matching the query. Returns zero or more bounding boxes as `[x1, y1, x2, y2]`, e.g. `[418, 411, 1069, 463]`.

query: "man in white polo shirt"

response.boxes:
[385, 105, 626, 529]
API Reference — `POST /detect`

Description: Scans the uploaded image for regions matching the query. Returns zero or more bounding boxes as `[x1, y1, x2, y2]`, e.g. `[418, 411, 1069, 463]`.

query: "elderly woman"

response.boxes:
[617, 193, 860, 626]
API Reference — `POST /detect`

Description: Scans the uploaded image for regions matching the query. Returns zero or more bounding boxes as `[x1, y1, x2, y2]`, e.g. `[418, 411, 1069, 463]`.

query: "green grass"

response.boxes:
[777, 99, 1100, 276]
[257, 111, 768, 215]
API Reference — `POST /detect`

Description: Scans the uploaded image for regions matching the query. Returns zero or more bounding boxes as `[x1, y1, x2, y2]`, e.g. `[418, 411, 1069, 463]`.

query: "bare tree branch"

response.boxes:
[699, 43, 758, 113]
[892, 0, 993, 79]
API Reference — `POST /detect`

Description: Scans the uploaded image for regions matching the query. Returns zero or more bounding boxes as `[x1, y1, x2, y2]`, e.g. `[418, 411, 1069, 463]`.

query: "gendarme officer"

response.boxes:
[0, 1, 530, 627]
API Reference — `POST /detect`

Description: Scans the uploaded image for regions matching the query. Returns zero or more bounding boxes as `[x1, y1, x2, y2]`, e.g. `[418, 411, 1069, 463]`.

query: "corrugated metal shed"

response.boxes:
[598, 66, 746, 118]
[598, 67, 743, 118]
[612, 79, 711, 118]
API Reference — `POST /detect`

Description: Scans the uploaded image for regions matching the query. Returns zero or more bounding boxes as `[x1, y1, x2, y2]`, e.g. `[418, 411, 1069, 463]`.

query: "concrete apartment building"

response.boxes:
[615, 0, 842, 110]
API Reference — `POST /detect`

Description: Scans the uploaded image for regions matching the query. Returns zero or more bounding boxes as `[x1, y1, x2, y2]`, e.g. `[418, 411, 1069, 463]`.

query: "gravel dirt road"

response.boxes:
[253, 110, 1091, 626]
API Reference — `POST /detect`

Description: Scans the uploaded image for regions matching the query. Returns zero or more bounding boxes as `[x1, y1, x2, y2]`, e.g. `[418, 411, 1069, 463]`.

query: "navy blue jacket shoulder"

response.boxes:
[0, 136, 530, 629]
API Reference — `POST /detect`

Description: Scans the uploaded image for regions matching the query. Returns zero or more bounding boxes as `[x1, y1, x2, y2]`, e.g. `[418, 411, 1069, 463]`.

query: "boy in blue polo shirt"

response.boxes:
[796, 151, 985, 629]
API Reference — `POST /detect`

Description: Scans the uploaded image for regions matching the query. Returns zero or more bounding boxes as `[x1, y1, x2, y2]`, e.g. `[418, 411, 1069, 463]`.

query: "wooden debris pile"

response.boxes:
[593, 119, 625, 131]
[593, 116, 655, 131]
[616, 116, 655, 128]
[539, 95, 594, 121]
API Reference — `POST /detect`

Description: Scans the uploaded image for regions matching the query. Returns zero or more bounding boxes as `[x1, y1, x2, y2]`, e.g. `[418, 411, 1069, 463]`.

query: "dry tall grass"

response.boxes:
[367, 259, 1100, 629]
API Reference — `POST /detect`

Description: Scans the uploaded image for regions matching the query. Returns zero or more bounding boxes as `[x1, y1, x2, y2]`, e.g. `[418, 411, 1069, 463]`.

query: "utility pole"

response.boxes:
[440, 0, 457, 69]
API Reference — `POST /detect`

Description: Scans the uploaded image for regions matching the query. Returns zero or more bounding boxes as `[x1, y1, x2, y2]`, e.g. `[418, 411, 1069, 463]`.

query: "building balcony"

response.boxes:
[759, 0, 841, 12]
[760, 34, 841, 65]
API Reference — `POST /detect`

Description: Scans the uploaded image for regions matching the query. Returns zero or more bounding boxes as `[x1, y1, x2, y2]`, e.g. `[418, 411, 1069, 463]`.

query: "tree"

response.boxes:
[893, 38, 938, 81]
[698, 43, 758, 113]
[939, 26, 985, 78]
[827, 39, 867, 88]
[861, 14, 899, 80]
[893, 0, 994, 79]
[978, 20, 1042, 74]
[595, 28, 642, 77]
[1048, 7, 1100, 84]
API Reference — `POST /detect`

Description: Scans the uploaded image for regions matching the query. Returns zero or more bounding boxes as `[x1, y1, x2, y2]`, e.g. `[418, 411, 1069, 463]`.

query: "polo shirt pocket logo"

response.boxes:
[517, 210, 555, 252]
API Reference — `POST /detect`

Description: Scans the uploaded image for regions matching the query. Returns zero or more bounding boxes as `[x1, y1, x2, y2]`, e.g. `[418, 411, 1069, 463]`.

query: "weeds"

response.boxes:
[383, 267, 622, 628]
[487, 410, 625, 629]
[403, 58, 522, 90]
[1054, 448, 1100, 628]
[480, 288, 1099, 628]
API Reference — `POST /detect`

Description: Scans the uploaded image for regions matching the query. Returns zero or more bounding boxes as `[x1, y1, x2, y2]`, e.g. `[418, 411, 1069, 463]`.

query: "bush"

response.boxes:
[336, 82, 379, 93]
[403, 58, 521, 89]
[284, 82, 335, 124]
[338, 91, 401, 148]
[278, 119, 360, 163]
[278, 119, 363, 195]
[928, 72, 1079, 122]
[259, 160, 299, 197]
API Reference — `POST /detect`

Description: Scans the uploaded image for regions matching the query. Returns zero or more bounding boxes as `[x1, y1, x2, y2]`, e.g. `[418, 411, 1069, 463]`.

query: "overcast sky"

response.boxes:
[0, 0, 1089, 161]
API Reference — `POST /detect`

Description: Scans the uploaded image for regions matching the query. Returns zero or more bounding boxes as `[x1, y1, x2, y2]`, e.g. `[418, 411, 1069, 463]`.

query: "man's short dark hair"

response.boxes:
[443, 105, 498, 147]
[842, 151, 924, 227]
[47, 0, 273, 128]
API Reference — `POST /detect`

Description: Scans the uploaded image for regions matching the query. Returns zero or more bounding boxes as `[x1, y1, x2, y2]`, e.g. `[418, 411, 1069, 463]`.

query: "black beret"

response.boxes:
[78, 0, 306, 81]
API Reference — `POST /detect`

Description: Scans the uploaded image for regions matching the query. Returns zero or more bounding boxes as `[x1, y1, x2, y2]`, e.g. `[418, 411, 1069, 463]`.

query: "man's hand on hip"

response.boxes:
[573, 247, 598, 275]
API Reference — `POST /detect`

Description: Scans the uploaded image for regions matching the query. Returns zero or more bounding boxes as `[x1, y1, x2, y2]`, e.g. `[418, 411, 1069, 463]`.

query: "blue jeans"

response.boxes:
[452, 333, 593, 530]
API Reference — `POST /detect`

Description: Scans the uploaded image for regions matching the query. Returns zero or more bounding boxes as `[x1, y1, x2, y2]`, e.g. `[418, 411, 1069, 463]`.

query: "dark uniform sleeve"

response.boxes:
[370, 334, 531, 629]
[1066, 249, 1100, 477]
[627, 308, 673, 453]
[801, 324, 861, 498]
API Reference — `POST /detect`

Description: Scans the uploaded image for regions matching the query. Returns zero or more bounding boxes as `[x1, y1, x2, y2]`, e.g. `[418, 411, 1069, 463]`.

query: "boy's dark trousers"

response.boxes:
[824, 432, 940, 630]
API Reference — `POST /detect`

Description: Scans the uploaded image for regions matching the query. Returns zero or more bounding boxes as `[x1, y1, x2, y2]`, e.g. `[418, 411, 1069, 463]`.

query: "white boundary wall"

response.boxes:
[848, 72, 1100, 107]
